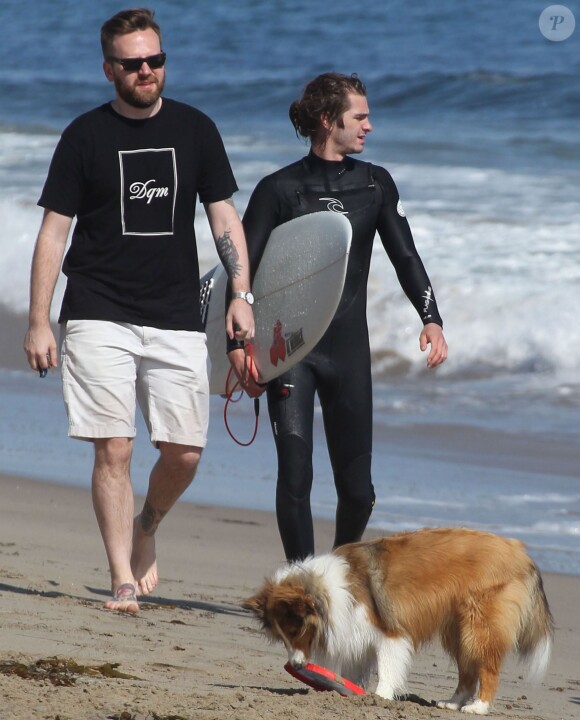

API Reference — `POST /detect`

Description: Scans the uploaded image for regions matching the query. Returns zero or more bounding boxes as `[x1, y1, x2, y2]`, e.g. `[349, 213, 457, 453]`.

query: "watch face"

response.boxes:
[246, 292, 255, 305]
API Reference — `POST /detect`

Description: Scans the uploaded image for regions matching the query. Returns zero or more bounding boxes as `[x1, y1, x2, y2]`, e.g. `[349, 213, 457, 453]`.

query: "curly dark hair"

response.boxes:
[289, 72, 367, 143]
[100, 8, 162, 57]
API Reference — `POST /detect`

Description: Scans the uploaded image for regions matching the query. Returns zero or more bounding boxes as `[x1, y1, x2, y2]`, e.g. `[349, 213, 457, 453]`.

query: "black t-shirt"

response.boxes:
[39, 98, 237, 330]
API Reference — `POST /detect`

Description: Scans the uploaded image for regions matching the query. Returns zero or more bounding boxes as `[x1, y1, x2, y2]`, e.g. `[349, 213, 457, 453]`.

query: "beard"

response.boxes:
[114, 73, 165, 109]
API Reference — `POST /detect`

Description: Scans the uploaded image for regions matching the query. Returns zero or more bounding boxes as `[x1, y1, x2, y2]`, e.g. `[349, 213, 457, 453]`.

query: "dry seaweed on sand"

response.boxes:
[0, 657, 142, 685]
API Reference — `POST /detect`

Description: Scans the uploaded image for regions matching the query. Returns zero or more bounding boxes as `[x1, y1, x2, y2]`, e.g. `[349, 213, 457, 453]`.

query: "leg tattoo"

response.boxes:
[139, 500, 167, 536]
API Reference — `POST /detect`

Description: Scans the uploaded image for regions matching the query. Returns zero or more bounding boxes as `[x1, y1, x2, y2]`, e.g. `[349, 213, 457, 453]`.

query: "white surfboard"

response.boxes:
[200, 211, 352, 395]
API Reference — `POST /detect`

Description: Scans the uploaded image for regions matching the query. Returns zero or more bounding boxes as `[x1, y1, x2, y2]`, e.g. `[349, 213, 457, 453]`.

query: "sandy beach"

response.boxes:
[0, 473, 578, 720]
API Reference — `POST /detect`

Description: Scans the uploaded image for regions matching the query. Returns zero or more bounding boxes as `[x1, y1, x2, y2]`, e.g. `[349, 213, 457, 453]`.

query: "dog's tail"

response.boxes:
[516, 562, 554, 681]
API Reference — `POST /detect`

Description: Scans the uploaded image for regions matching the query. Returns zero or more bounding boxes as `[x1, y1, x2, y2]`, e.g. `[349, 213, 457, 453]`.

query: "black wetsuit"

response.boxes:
[241, 151, 443, 561]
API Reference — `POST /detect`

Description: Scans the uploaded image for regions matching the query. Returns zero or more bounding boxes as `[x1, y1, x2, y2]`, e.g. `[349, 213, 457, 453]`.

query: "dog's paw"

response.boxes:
[374, 685, 396, 700]
[437, 700, 462, 711]
[460, 699, 489, 715]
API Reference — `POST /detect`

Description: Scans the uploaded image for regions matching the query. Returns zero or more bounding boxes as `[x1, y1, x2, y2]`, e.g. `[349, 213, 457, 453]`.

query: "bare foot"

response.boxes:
[131, 516, 158, 596]
[104, 582, 139, 614]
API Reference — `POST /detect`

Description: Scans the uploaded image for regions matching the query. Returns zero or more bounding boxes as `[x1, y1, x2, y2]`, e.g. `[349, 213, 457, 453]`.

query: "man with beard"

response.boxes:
[23, 8, 255, 613]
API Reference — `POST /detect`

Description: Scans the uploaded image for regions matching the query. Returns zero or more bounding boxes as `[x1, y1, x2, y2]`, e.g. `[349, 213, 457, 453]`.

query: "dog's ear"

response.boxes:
[242, 591, 267, 619]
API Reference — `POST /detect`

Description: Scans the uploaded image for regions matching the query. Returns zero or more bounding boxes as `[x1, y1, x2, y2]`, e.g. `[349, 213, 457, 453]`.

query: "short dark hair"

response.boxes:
[100, 8, 162, 57]
[289, 73, 367, 142]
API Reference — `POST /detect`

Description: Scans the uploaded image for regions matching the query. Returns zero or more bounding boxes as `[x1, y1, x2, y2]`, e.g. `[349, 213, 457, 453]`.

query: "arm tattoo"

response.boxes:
[139, 500, 168, 536]
[216, 229, 242, 279]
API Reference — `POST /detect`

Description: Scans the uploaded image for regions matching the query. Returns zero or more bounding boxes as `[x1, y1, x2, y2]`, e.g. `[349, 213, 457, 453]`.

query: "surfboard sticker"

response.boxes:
[201, 211, 352, 395]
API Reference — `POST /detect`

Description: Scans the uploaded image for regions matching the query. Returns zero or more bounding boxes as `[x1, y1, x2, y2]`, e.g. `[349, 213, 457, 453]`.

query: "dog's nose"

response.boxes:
[291, 658, 306, 669]
[289, 650, 307, 669]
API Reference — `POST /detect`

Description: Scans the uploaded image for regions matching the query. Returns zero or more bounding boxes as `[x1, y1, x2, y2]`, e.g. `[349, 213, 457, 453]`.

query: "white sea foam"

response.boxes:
[366, 160, 580, 381]
[2, 128, 580, 389]
[497, 493, 580, 505]
[374, 495, 466, 510]
[0, 128, 580, 434]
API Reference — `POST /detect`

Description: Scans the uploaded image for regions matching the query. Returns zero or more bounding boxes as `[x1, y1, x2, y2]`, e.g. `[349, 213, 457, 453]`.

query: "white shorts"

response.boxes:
[60, 320, 209, 447]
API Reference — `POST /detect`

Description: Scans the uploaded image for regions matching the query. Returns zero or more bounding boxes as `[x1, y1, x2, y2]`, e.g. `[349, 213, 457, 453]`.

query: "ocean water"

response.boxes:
[1, 0, 579, 574]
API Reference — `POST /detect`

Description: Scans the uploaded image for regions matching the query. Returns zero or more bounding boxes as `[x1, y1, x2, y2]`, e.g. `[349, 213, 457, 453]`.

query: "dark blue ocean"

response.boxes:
[1, 0, 580, 574]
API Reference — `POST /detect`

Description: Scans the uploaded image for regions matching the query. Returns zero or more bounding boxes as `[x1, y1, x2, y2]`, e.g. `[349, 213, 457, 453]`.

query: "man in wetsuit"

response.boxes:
[229, 73, 447, 561]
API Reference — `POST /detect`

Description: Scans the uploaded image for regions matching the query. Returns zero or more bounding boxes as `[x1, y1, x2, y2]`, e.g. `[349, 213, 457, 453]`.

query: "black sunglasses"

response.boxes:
[107, 52, 166, 72]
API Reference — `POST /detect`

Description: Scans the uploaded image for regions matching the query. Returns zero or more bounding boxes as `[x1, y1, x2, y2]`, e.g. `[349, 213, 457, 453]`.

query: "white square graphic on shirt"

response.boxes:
[119, 148, 177, 236]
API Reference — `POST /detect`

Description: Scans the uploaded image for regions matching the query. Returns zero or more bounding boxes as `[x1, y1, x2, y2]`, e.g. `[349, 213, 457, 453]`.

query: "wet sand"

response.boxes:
[0, 473, 578, 720]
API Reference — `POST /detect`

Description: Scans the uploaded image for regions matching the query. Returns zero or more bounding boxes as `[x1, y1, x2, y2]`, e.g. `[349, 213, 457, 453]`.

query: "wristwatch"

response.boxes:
[232, 290, 255, 305]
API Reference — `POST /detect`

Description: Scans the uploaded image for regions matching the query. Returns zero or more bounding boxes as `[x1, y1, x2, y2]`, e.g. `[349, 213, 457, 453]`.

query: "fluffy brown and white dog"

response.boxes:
[243, 528, 554, 715]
